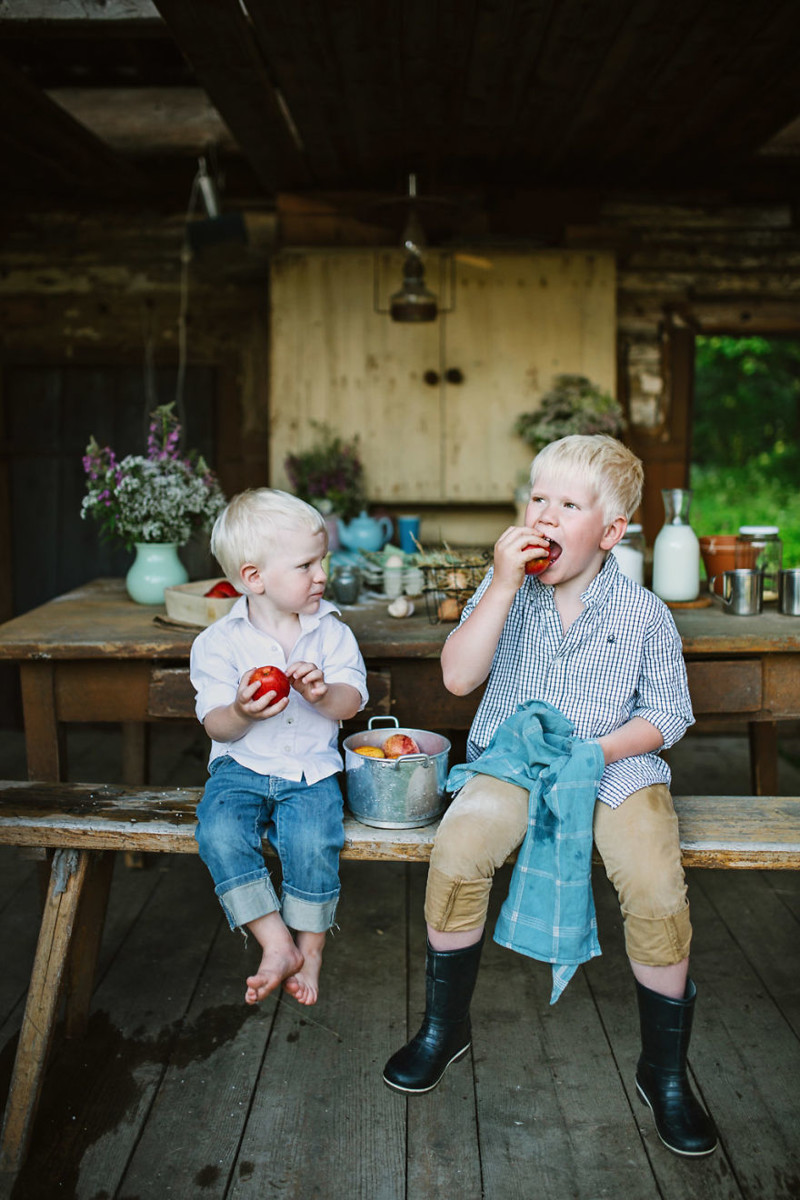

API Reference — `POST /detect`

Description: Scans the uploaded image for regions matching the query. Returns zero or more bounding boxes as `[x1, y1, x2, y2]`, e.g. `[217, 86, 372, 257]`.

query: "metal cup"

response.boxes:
[707, 569, 764, 616]
[779, 568, 800, 616]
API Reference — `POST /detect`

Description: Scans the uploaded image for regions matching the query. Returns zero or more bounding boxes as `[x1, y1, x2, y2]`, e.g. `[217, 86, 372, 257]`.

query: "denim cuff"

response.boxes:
[218, 875, 281, 931]
[282, 892, 339, 933]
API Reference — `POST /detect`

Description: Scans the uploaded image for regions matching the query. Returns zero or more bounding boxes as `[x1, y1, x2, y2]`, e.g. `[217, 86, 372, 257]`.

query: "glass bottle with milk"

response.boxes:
[652, 489, 700, 602]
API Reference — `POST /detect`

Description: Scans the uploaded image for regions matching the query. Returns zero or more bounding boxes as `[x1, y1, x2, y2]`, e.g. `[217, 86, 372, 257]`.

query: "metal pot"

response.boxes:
[343, 716, 450, 828]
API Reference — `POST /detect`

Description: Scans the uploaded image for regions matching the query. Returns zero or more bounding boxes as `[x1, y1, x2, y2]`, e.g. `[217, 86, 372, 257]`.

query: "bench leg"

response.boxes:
[0, 848, 92, 1176]
[65, 851, 114, 1038]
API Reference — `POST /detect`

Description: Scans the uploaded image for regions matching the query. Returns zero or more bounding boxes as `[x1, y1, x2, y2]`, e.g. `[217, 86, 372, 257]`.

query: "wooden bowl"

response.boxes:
[164, 579, 239, 626]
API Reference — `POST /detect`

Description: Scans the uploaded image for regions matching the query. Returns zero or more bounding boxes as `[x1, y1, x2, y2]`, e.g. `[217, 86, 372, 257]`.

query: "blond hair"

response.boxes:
[211, 488, 326, 585]
[530, 434, 643, 522]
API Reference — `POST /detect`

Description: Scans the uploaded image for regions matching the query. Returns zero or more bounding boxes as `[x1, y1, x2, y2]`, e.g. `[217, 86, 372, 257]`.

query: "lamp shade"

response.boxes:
[390, 253, 438, 322]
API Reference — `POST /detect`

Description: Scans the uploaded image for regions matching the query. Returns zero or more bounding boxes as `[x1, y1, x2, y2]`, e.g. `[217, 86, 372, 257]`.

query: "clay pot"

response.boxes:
[699, 535, 757, 594]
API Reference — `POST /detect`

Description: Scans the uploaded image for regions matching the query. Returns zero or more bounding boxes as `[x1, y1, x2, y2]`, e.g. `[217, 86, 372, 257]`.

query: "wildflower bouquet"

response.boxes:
[514, 374, 626, 452]
[284, 421, 366, 521]
[81, 403, 226, 550]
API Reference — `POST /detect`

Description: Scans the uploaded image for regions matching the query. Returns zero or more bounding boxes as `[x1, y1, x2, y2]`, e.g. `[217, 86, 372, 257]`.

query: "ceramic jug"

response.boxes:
[337, 511, 393, 553]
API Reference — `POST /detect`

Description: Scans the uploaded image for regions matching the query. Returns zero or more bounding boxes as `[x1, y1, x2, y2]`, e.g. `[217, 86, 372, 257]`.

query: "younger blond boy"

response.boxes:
[190, 489, 367, 1006]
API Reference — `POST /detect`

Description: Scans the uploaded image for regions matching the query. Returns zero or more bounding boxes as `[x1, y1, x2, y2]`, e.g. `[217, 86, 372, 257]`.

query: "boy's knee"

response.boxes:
[622, 901, 692, 966]
[424, 866, 492, 932]
[430, 809, 501, 880]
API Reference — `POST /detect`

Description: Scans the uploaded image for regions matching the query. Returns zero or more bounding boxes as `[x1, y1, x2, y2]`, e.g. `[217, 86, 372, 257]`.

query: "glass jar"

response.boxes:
[737, 526, 782, 602]
[330, 564, 361, 606]
[611, 524, 645, 585]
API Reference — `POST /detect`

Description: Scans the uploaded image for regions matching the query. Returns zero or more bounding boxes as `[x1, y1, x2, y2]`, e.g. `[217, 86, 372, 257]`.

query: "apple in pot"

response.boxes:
[383, 732, 421, 758]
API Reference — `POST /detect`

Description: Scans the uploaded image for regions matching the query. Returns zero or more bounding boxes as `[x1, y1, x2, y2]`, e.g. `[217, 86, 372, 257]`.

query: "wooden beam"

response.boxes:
[151, 0, 310, 193]
[0, 0, 159, 20]
[47, 87, 236, 156]
[0, 53, 147, 199]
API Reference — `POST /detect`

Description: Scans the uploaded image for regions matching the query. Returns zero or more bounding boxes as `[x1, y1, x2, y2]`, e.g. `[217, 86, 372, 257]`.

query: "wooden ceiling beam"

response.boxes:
[47, 87, 236, 156]
[0, 52, 147, 199]
[0, 0, 160, 23]
[151, 0, 310, 193]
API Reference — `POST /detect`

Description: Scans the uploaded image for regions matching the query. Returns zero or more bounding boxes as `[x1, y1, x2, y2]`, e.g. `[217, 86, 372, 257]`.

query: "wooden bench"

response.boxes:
[1, 779, 799, 1180]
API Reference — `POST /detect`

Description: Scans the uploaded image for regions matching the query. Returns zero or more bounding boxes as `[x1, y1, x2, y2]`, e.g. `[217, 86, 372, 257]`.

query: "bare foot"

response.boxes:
[283, 930, 325, 1006]
[244, 912, 305, 1005]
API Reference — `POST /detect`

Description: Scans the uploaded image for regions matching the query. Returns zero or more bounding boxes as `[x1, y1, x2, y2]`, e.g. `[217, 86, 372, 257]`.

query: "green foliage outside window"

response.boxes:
[691, 335, 800, 566]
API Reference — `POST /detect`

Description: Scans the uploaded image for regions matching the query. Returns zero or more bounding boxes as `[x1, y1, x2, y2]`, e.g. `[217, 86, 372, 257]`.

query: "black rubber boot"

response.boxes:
[635, 978, 718, 1156]
[383, 935, 484, 1094]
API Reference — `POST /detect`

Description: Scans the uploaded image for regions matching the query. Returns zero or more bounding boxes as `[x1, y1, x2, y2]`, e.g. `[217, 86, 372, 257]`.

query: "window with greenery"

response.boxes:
[691, 335, 800, 566]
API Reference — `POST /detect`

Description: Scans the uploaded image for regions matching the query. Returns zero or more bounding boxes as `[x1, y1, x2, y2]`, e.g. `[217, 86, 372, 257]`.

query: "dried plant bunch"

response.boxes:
[514, 374, 626, 452]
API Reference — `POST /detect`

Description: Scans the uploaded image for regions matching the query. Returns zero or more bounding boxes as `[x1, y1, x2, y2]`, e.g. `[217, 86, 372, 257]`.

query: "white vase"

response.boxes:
[125, 542, 188, 605]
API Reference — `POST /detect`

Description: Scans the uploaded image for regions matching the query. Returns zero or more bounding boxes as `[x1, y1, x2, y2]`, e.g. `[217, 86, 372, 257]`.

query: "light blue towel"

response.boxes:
[446, 700, 606, 1003]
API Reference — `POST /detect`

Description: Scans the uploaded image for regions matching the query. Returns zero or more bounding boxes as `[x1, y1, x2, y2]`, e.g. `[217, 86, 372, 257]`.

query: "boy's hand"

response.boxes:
[235, 668, 291, 721]
[493, 525, 550, 590]
[287, 661, 329, 705]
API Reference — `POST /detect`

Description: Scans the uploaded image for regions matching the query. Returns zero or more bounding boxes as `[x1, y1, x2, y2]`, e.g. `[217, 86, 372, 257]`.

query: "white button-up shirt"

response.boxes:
[190, 596, 368, 784]
[456, 553, 694, 807]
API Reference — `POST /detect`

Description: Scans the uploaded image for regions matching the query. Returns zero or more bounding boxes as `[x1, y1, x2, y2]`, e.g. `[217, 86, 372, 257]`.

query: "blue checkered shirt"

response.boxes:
[455, 553, 694, 808]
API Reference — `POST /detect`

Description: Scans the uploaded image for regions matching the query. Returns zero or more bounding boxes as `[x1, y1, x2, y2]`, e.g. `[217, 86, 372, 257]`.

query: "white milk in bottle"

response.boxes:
[652, 489, 700, 602]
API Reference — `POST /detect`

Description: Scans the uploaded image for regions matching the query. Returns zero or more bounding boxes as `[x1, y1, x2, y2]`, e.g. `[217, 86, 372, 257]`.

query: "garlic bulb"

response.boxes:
[387, 595, 415, 618]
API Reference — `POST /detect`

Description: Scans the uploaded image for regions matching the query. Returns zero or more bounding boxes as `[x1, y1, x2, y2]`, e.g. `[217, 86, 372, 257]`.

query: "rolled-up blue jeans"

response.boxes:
[195, 755, 345, 933]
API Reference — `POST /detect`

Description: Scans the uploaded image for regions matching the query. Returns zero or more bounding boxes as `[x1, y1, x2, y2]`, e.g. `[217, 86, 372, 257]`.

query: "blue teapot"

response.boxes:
[337, 510, 393, 553]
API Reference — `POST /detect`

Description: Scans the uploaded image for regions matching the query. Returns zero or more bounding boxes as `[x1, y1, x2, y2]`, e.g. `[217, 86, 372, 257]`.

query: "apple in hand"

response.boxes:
[250, 665, 291, 702]
[523, 541, 561, 575]
[204, 580, 239, 598]
[383, 732, 421, 758]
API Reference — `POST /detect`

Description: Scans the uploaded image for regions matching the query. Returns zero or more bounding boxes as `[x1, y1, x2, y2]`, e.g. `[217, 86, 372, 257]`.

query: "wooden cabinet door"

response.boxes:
[442, 252, 617, 501]
[269, 249, 616, 504]
[270, 250, 442, 502]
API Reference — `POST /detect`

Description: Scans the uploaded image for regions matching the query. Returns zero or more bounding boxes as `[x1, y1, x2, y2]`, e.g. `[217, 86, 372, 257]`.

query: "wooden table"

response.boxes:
[1, 578, 800, 792]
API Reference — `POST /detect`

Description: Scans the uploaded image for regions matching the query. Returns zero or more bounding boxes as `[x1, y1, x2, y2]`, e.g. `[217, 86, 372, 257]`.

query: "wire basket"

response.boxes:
[421, 555, 491, 624]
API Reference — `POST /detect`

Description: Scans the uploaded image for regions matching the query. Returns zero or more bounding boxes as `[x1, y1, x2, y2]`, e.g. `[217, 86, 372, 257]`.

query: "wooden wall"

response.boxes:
[3, 193, 800, 607]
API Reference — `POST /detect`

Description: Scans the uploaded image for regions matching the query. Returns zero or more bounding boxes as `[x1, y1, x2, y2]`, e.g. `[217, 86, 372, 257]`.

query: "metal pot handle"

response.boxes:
[384, 752, 431, 768]
[367, 715, 399, 730]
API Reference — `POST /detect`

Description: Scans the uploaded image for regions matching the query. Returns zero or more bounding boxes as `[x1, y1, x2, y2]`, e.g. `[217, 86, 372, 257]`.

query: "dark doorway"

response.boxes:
[0, 361, 218, 724]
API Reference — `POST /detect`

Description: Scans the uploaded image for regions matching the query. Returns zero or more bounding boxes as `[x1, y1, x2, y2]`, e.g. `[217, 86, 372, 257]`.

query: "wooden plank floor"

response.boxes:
[0, 725, 799, 1199]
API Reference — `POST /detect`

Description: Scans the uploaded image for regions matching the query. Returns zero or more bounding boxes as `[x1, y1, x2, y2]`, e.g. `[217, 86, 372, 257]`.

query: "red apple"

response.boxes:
[250, 665, 291, 702]
[523, 541, 560, 575]
[383, 732, 421, 758]
[204, 580, 239, 598]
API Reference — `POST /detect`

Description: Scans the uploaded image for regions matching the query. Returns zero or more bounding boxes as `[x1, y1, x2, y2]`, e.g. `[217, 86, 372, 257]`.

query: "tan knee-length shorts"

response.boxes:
[425, 775, 691, 966]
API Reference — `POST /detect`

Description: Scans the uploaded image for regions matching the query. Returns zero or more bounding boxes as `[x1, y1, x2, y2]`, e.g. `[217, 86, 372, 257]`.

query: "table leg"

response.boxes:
[0, 849, 91, 1175]
[749, 721, 779, 795]
[122, 722, 149, 868]
[20, 663, 65, 781]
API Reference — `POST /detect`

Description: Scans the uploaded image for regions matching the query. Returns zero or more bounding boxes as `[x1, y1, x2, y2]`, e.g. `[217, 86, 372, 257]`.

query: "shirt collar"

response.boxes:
[225, 593, 340, 630]
[581, 553, 618, 606]
[525, 552, 619, 608]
